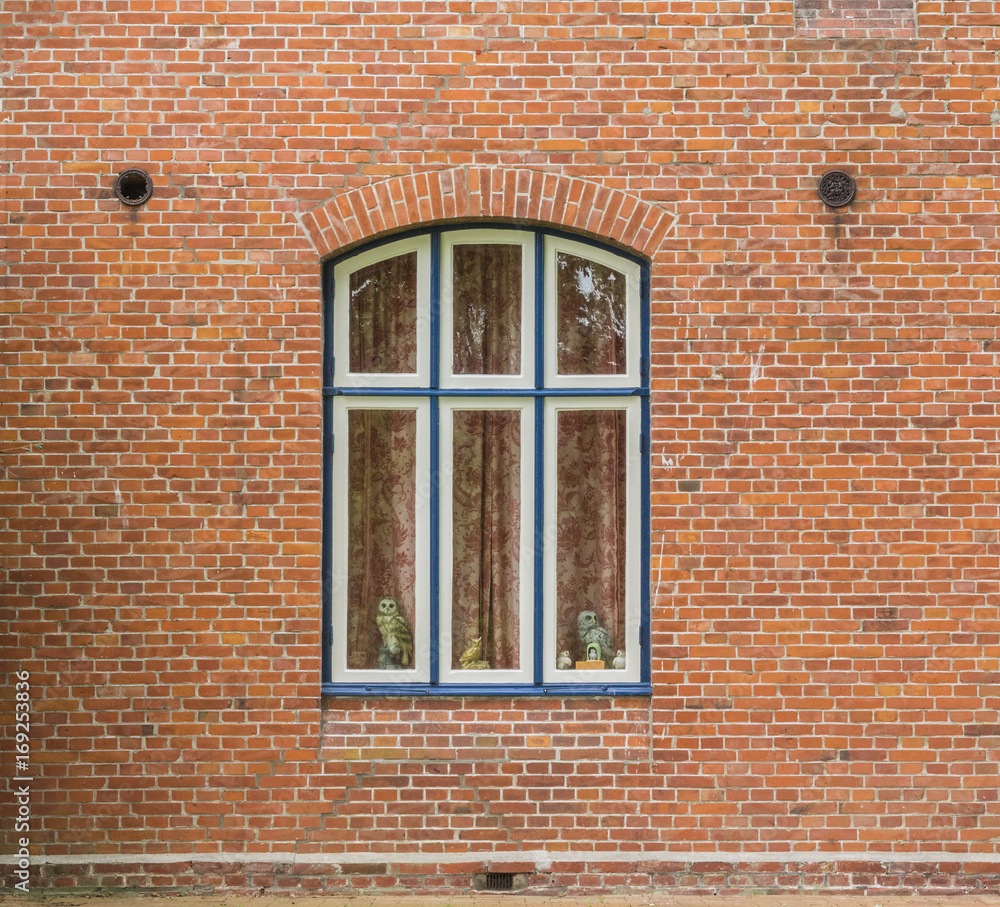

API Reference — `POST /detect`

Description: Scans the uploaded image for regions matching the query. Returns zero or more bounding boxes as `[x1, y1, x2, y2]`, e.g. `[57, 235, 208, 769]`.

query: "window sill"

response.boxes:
[322, 682, 652, 697]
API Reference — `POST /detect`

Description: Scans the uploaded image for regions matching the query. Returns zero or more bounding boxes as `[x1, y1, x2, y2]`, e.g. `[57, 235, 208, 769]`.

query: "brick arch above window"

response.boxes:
[303, 168, 676, 262]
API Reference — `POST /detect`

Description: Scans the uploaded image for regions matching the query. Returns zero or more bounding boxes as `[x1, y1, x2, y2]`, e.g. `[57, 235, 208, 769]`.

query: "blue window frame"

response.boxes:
[322, 225, 650, 695]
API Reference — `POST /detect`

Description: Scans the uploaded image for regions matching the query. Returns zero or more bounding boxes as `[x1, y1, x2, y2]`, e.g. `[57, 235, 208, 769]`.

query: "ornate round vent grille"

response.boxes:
[114, 168, 154, 206]
[817, 170, 856, 208]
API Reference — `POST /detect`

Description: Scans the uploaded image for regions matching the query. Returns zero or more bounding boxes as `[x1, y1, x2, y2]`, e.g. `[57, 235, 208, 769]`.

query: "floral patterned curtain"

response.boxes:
[448, 244, 524, 669]
[452, 244, 521, 375]
[451, 409, 521, 670]
[343, 241, 628, 674]
[345, 251, 419, 669]
[555, 409, 627, 665]
[556, 251, 626, 376]
[346, 409, 417, 669]
[554, 252, 628, 665]
[349, 252, 418, 374]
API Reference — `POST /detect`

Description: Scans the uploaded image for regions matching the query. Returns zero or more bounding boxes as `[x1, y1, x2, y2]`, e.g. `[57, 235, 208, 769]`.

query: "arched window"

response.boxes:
[322, 226, 650, 694]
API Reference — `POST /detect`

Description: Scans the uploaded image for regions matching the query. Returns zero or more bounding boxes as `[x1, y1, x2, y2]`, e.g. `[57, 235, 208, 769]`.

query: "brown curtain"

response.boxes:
[349, 252, 418, 374]
[555, 409, 627, 663]
[346, 409, 417, 669]
[451, 410, 521, 670]
[344, 243, 627, 673]
[452, 244, 521, 376]
[556, 251, 626, 376]
[448, 244, 525, 669]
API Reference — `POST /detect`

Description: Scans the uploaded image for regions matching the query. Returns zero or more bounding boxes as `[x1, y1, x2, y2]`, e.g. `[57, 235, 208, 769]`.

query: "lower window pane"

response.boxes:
[556, 409, 627, 670]
[451, 410, 521, 670]
[346, 409, 417, 670]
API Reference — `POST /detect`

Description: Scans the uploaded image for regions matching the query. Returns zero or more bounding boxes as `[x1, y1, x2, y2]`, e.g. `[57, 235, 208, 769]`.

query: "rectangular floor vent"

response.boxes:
[484, 871, 515, 891]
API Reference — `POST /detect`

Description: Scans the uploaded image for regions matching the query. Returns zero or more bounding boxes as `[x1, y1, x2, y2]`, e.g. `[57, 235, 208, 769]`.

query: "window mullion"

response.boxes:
[533, 231, 545, 685]
[533, 395, 544, 685]
[430, 396, 440, 686]
[430, 231, 441, 389]
[534, 232, 544, 391]
[429, 231, 441, 684]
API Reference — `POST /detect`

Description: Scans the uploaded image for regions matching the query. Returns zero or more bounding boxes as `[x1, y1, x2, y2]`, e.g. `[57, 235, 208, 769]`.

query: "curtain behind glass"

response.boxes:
[556, 251, 626, 376]
[555, 410, 627, 664]
[452, 244, 521, 375]
[349, 252, 418, 374]
[451, 410, 521, 670]
[346, 409, 417, 669]
[448, 244, 524, 670]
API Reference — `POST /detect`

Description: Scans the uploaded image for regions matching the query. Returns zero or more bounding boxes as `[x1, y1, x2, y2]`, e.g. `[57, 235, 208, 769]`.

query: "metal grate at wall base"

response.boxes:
[483, 871, 515, 891]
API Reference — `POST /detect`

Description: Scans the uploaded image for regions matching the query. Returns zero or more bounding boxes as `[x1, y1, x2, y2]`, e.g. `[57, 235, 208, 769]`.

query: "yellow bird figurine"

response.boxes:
[458, 636, 490, 670]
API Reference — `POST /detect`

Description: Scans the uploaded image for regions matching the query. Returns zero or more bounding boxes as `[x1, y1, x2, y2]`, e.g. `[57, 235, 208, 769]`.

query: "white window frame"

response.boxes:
[329, 397, 432, 684]
[544, 235, 642, 390]
[542, 397, 643, 685]
[333, 235, 432, 389]
[438, 397, 536, 685]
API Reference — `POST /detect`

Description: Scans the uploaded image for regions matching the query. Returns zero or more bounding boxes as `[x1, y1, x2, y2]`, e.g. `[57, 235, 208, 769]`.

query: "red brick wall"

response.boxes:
[4, 0, 1000, 894]
[795, 0, 916, 38]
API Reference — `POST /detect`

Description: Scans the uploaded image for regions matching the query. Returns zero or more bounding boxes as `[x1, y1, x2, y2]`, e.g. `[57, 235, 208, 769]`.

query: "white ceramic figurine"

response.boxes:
[577, 610, 614, 663]
[375, 596, 413, 667]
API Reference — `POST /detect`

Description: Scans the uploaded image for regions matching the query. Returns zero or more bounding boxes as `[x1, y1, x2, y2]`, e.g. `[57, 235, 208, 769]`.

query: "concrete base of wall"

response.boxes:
[7, 856, 1000, 895]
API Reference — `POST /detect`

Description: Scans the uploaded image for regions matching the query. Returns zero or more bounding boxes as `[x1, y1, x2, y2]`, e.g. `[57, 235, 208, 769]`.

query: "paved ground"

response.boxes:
[3, 897, 1000, 906]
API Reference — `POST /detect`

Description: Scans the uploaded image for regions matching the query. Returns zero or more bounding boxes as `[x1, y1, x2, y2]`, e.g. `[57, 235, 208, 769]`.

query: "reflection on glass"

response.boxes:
[346, 409, 417, 669]
[556, 251, 626, 376]
[452, 244, 522, 375]
[451, 410, 521, 670]
[349, 252, 418, 374]
[555, 409, 627, 669]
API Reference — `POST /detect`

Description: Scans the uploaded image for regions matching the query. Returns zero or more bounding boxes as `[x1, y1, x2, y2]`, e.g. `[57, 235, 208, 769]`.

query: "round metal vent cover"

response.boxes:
[817, 170, 856, 208]
[114, 168, 154, 206]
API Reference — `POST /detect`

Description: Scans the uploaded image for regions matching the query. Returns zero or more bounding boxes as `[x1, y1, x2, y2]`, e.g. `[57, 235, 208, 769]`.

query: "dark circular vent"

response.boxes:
[114, 168, 153, 206]
[817, 170, 856, 208]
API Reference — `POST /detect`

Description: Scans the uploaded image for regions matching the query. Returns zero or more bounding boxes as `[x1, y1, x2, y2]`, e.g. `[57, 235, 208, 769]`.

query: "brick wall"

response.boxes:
[794, 0, 916, 38]
[4, 0, 1000, 894]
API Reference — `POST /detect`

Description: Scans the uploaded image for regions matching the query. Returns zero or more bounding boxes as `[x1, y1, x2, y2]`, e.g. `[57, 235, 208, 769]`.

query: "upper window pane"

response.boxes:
[452, 244, 522, 376]
[349, 252, 418, 374]
[556, 251, 627, 376]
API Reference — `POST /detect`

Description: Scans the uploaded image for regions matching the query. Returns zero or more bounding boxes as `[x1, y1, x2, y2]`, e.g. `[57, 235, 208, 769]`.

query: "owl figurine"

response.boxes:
[377, 644, 401, 670]
[458, 636, 490, 670]
[577, 610, 614, 664]
[612, 649, 626, 670]
[556, 650, 572, 670]
[375, 596, 413, 668]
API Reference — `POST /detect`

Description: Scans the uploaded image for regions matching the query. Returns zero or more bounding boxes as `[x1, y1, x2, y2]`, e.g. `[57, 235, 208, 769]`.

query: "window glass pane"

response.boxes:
[346, 409, 417, 670]
[349, 252, 418, 374]
[555, 409, 627, 670]
[452, 244, 522, 375]
[451, 410, 521, 670]
[556, 251, 626, 376]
